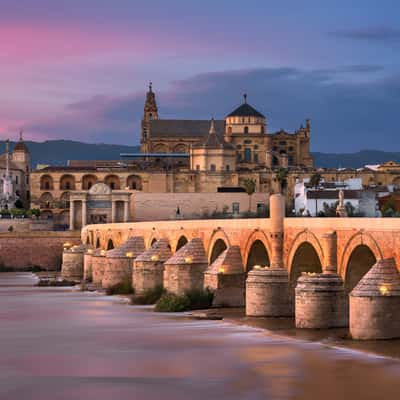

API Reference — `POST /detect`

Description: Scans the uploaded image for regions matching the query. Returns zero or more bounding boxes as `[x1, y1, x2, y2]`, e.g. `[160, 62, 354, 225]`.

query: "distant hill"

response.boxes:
[1, 140, 400, 169]
[312, 150, 400, 169]
[0, 140, 140, 167]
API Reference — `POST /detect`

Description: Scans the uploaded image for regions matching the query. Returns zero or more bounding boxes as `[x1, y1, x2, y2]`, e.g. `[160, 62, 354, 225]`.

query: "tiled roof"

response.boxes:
[307, 189, 361, 200]
[351, 258, 400, 297]
[134, 238, 172, 262]
[106, 236, 145, 258]
[227, 102, 265, 118]
[206, 245, 244, 274]
[164, 238, 207, 265]
[149, 119, 225, 138]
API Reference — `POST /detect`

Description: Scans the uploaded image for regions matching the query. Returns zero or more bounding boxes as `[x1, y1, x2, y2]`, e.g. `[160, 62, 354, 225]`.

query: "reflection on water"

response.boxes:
[0, 273, 400, 400]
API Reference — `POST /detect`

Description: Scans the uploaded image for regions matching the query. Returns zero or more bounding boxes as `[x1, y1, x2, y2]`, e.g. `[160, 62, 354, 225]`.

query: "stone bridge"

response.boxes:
[81, 197, 399, 294]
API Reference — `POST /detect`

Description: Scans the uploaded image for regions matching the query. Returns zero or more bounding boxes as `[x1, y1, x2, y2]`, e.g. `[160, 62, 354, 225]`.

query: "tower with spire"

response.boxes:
[141, 82, 159, 152]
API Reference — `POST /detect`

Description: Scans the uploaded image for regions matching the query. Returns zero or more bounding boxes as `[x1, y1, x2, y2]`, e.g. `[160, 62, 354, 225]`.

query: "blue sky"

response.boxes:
[1, 0, 400, 152]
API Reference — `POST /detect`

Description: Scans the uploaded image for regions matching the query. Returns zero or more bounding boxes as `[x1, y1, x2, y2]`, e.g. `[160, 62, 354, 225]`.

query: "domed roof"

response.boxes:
[13, 132, 29, 153]
[206, 246, 244, 274]
[351, 258, 400, 297]
[227, 95, 265, 119]
[134, 238, 172, 262]
[164, 238, 207, 265]
[106, 236, 145, 258]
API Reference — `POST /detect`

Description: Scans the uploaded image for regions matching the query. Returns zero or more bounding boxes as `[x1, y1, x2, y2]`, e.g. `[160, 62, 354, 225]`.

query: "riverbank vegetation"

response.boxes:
[155, 289, 214, 312]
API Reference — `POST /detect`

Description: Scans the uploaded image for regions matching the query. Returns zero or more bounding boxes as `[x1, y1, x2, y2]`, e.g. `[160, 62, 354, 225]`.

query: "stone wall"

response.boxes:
[132, 192, 268, 221]
[0, 231, 81, 270]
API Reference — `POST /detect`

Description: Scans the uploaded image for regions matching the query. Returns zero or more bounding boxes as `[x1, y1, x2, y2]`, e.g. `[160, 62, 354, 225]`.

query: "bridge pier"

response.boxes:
[350, 258, 400, 340]
[102, 237, 145, 289]
[133, 238, 172, 294]
[164, 238, 208, 295]
[61, 244, 87, 281]
[295, 231, 348, 328]
[246, 194, 293, 317]
[83, 249, 94, 281]
[204, 245, 245, 307]
[92, 250, 108, 286]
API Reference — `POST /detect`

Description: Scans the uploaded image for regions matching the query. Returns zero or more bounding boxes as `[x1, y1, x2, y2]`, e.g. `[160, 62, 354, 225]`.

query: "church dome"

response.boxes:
[227, 95, 265, 119]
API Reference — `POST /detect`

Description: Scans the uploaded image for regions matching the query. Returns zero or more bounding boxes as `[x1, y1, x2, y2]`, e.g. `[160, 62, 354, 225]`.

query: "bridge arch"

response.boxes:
[289, 241, 323, 286]
[344, 245, 377, 294]
[340, 231, 382, 275]
[174, 235, 189, 252]
[207, 229, 231, 264]
[244, 231, 272, 271]
[340, 231, 382, 293]
[287, 230, 324, 272]
[95, 237, 101, 249]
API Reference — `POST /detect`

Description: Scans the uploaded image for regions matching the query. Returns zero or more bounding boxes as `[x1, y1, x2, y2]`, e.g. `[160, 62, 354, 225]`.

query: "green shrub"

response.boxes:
[131, 285, 165, 305]
[154, 288, 214, 312]
[154, 292, 190, 312]
[185, 288, 214, 310]
[105, 278, 134, 296]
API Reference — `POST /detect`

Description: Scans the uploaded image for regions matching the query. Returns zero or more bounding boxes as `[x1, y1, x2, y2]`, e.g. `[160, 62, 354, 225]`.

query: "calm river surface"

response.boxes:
[1, 273, 400, 400]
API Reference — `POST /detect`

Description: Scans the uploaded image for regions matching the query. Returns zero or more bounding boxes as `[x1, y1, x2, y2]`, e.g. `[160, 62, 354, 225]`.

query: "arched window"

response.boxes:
[244, 126, 249, 134]
[210, 164, 216, 172]
[227, 126, 232, 134]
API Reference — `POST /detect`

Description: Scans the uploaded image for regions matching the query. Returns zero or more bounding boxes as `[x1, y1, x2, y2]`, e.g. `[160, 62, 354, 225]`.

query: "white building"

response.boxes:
[294, 178, 376, 217]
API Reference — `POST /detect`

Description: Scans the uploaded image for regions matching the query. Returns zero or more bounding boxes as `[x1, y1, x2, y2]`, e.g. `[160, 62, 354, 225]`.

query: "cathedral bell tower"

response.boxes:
[141, 82, 159, 152]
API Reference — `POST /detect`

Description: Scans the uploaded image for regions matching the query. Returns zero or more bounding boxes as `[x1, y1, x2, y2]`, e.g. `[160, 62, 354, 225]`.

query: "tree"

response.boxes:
[276, 168, 288, 193]
[309, 172, 322, 188]
[243, 178, 256, 213]
[309, 172, 322, 216]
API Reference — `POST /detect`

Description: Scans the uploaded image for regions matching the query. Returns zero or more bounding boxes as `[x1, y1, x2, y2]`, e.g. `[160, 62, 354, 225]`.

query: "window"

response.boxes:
[227, 126, 232, 134]
[226, 165, 230, 171]
[65, 182, 70, 190]
[110, 182, 115, 190]
[244, 126, 249, 134]
[237, 145, 242, 149]
[244, 148, 252, 162]
[232, 202, 240, 214]
[254, 153, 259, 163]
[261, 126, 265, 134]
[254, 145, 258, 149]
[288, 146, 294, 152]
[279, 141, 287, 145]
[210, 164, 216, 172]
[244, 140, 252, 144]
[196, 165, 200, 171]
[16, 176, 19, 184]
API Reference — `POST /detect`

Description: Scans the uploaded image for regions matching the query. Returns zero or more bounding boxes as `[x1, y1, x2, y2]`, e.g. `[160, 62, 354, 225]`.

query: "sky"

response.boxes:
[1, 0, 400, 152]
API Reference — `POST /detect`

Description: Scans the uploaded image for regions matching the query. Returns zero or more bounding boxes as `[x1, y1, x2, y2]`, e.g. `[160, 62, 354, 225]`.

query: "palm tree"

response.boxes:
[309, 172, 322, 216]
[243, 178, 256, 213]
[276, 168, 288, 193]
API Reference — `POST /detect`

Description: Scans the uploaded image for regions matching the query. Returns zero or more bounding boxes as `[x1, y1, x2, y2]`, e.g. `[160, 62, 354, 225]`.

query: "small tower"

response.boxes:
[11, 131, 31, 209]
[141, 82, 159, 152]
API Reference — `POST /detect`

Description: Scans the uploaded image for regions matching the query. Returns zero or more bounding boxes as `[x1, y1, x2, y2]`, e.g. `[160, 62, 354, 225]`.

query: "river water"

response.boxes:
[1, 273, 400, 400]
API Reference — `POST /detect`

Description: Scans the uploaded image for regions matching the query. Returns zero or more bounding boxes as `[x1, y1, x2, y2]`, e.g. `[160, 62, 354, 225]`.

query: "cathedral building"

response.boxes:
[140, 84, 314, 170]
